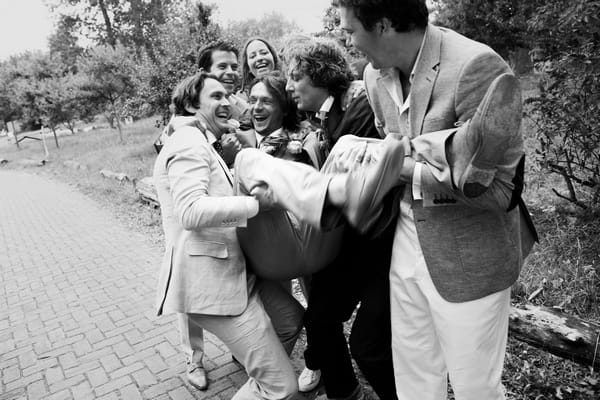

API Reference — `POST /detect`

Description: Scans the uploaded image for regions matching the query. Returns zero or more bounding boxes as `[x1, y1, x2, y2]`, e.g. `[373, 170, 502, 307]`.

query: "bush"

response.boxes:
[525, 0, 600, 209]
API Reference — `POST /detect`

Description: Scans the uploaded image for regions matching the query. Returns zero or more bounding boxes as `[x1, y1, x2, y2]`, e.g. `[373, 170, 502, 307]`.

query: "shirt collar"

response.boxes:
[316, 95, 335, 122]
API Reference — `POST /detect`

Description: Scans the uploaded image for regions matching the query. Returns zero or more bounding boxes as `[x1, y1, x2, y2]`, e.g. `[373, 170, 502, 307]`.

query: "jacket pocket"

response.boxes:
[185, 239, 228, 259]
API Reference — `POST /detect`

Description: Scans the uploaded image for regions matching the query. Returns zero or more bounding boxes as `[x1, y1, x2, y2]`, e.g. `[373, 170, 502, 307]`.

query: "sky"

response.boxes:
[0, 0, 330, 61]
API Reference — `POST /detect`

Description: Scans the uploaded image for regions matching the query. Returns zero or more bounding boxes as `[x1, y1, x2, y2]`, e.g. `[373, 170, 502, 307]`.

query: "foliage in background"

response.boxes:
[429, 0, 544, 61]
[77, 44, 137, 142]
[132, 1, 221, 124]
[223, 11, 302, 51]
[525, 0, 600, 209]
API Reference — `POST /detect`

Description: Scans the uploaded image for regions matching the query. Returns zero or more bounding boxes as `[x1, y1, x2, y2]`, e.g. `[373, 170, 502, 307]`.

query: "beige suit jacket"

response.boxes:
[364, 25, 536, 302]
[153, 124, 255, 316]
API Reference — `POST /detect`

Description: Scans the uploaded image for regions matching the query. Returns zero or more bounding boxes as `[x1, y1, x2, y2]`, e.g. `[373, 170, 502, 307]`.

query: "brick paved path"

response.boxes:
[0, 170, 261, 400]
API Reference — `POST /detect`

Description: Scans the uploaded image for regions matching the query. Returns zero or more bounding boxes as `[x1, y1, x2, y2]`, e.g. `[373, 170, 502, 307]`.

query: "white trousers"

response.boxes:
[390, 261, 510, 400]
[186, 285, 298, 400]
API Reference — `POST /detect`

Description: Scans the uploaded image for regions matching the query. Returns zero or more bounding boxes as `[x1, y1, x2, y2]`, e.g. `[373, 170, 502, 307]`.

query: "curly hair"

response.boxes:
[171, 72, 219, 116]
[287, 38, 353, 101]
[335, 0, 428, 32]
[197, 39, 239, 71]
[248, 71, 299, 132]
[240, 37, 281, 94]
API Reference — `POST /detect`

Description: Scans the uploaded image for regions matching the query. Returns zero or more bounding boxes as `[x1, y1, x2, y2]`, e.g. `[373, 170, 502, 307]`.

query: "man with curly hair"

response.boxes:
[284, 37, 397, 400]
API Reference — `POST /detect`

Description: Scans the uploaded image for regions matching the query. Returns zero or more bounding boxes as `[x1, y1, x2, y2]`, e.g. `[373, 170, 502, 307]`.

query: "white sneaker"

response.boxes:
[298, 367, 321, 392]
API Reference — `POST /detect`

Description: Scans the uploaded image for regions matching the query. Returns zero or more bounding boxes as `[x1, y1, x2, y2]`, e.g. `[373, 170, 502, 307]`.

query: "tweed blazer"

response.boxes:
[364, 25, 536, 302]
[153, 123, 255, 316]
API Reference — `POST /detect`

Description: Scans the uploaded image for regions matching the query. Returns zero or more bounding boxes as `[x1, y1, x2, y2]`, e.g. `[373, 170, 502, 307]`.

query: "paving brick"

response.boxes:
[48, 373, 86, 394]
[45, 366, 64, 385]
[132, 367, 158, 387]
[94, 375, 132, 397]
[45, 389, 71, 400]
[168, 386, 195, 400]
[145, 353, 169, 374]
[26, 379, 47, 400]
[71, 381, 94, 400]
[120, 384, 143, 400]
[86, 367, 109, 387]
[109, 361, 145, 380]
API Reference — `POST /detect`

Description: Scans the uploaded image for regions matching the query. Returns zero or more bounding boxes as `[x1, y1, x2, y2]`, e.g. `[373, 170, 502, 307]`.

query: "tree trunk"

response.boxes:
[509, 304, 600, 370]
[11, 120, 19, 149]
[97, 0, 116, 47]
[51, 125, 59, 148]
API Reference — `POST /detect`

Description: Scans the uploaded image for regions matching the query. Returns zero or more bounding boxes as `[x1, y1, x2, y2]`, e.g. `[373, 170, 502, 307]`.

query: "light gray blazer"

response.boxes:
[153, 123, 254, 316]
[364, 24, 536, 302]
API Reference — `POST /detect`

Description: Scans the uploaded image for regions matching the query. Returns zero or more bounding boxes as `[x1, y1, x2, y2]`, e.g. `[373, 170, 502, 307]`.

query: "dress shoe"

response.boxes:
[450, 73, 523, 197]
[186, 364, 208, 391]
[342, 134, 410, 233]
[298, 367, 321, 392]
[314, 385, 375, 400]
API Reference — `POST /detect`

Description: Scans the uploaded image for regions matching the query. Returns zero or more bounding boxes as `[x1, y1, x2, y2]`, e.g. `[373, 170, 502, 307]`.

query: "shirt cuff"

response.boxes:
[412, 161, 423, 200]
[245, 197, 260, 219]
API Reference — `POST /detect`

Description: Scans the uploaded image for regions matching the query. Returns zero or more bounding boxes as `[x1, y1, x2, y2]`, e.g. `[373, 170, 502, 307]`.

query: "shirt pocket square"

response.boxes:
[185, 239, 228, 259]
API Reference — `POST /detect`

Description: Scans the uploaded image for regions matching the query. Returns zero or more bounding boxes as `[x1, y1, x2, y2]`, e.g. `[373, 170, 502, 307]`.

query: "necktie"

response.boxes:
[212, 140, 225, 159]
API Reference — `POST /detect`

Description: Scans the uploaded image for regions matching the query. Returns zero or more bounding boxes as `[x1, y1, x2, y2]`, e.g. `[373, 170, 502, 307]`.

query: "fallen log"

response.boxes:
[99, 169, 130, 182]
[509, 304, 600, 370]
[135, 176, 159, 208]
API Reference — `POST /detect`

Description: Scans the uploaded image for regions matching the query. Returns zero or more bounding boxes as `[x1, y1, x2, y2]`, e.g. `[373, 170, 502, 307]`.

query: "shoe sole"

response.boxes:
[461, 73, 522, 197]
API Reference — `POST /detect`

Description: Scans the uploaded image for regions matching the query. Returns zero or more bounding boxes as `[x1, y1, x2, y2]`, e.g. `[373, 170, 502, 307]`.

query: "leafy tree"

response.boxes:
[36, 72, 94, 147]
[48, 14, 85, 71]
[430, 0, 544, 61]
[132, 0, 221, 122]
[47, 0, 176, 59]
[77, 44, 137, 142]
[223, 11, 301, 50]
[525, 0, 600, 208]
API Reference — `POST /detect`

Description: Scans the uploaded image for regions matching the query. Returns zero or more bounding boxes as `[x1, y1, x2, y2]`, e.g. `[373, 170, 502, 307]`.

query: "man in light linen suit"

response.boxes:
[333, 0, 537, 399]
[153, 72, 300, 400]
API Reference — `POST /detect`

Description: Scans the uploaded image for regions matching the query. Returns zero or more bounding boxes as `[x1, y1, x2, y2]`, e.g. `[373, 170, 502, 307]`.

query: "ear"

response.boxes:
[184, 102, 198, 115]
[378, 17, 393, 35]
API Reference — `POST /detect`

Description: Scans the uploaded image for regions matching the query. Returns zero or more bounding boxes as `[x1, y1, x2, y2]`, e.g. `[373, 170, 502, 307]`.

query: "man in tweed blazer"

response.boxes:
[333, 0, 536, 399]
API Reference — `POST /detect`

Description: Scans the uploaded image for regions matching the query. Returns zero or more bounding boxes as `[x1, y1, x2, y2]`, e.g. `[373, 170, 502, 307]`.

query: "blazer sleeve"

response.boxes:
[417, 50, 517, 210]
[164, 127, 254, 229]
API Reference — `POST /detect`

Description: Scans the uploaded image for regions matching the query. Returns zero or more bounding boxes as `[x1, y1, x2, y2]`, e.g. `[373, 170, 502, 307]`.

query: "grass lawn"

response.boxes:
[1, 75, 599, 398]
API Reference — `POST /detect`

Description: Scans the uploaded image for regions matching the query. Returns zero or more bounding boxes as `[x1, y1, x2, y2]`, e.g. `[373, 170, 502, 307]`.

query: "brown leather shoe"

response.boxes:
[187, 364, 208, 391]
[342, 134, 410, 233]
[450, 73, 523, 197]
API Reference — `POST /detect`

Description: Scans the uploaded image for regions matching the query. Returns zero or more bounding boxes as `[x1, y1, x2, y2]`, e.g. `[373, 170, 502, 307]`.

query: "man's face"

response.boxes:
[208, 50, 239, 94]
[197, 78, 232, 137]
[339, 6, 386, 69]
[249, 82, 284, 136]
[285, 63, 329, 113]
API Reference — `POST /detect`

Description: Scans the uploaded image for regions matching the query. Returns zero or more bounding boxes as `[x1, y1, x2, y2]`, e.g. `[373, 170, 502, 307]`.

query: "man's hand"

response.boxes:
[329, 140, 380, 173]
[250, 184, 276, 211]
[220, 133, 243, 166]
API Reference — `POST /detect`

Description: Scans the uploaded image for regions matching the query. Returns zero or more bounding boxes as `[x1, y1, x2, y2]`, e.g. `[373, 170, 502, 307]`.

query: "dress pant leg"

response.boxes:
[348, 226, 397, 400]
[178, 313, 204, 366]
[256, 279, 305, 356]
[189, 289, 298, 400]
[304, 230, 364, 398]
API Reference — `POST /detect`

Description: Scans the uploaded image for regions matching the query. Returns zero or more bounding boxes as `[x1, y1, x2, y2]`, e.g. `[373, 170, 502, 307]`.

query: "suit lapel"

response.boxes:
[411, 25, 442, 137]
[375, 75, 402, 134]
